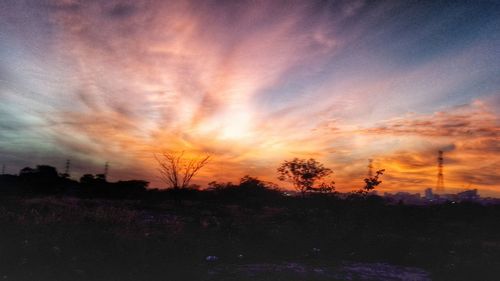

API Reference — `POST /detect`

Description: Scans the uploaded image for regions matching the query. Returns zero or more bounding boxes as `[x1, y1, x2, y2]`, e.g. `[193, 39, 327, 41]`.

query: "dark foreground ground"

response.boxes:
[1, 196, 499, 281]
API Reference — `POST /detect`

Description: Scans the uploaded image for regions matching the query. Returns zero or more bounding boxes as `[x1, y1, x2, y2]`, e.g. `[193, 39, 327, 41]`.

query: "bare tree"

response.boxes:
[155, 151, 210, 189]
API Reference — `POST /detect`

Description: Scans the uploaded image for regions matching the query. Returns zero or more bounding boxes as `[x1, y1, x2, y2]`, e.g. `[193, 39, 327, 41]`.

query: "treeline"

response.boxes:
[1, 164, 376, 207]
[0, 164, 291, 201]
[0, 165, 148, 199]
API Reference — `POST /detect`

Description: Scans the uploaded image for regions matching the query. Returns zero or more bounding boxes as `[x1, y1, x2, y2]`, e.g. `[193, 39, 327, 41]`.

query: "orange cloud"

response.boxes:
[1, 1, 498, 196]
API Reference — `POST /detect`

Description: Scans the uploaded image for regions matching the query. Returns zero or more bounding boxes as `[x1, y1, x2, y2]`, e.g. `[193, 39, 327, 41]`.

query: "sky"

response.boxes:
[0, 0, 499, 196]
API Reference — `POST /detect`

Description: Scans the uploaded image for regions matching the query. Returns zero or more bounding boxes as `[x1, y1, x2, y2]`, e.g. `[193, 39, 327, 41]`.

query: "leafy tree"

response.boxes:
[95, 174, 107, 182]
[362, 169, 385, 194]
[114, 180, 149, 194]
[311, 180, 336, 193]
[155, 151, 210, 189]
[18, 165, 63, 194]
[34, 165, 59, 179]
[208, 176, 282, 205]
[207, 181, 234, 190]
[80, 174, 96, 185]
[239, 175, 267, 190]
[277, 158, 332, 197]
[19, 167, 36, 177]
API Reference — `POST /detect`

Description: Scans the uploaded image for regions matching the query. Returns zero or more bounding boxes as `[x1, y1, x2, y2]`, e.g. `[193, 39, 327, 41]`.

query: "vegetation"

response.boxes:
[0, 161, 499, 280]
[0, 193, 499, 280]
[154, 151, 210, 190]
[277, 158, 333, 197]
[361, 169, 385, 194]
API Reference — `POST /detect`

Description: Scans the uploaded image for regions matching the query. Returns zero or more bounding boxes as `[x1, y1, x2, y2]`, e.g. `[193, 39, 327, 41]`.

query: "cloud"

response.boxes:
[0, 1, 498, 194]
[361, 102, 499, 138]
[106, 3, 137, 18]
[30, 0, 351, 162]
[309, 99, 499, 194]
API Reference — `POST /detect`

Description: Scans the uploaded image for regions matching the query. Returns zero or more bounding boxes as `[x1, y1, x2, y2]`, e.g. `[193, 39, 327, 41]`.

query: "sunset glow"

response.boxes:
[1, 1, 499, 195]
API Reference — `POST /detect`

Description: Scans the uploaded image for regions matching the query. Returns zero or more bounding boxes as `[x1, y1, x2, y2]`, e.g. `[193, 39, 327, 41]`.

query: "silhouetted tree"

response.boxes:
[277, 158, 332, 198]
[19, 167, 36, 176]
[95, 174, 107, 183]
[18, 165, 64, 194]
[362, 169, 385, 194]
[239, 175, 267, 189]
[80, 174, 96, 185]
[114, 180, 149, 191]
[207, 176, 282, 206]
[207, 181, 234, 190]
[311, 180, 336, 193]
[155, 151, 210, 189]
[79, 173, 148, 198]
[239, 175, 281, 195]
[113, 180, 149, 197]
[36, 165, 59, 179]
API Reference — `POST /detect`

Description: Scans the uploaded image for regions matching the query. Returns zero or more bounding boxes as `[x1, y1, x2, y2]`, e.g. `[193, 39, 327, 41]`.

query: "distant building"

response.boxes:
[384, 192, 421, 204]
[379, 188, 487, 205]
[424, 188, 434, 200]
[441, 193, 458, 202]
[457, 189, 479, 201]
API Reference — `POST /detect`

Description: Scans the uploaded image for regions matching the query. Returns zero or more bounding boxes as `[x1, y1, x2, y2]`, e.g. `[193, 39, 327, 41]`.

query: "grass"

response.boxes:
[0, 195, 499, 280]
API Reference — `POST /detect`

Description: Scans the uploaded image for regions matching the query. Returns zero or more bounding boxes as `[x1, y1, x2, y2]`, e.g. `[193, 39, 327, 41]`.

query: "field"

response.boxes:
[1, 195, 500, 281]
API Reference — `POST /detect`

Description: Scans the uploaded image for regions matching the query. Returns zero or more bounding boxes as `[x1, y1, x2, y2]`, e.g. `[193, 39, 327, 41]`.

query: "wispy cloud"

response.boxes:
[361, 101, 499, 138]
[313, 100, 500, 195]
[0, 0, 499, 194]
